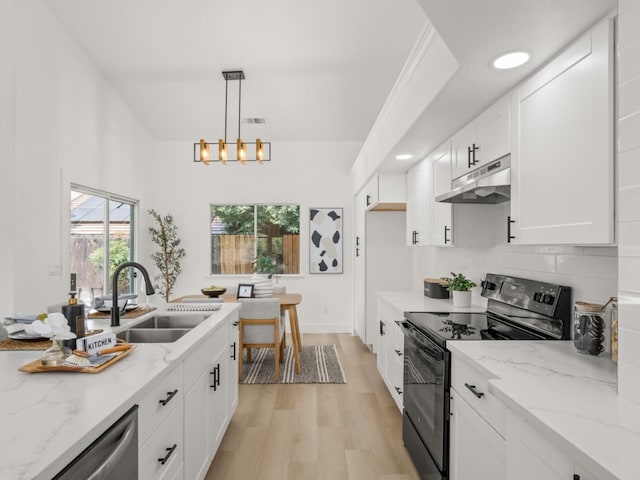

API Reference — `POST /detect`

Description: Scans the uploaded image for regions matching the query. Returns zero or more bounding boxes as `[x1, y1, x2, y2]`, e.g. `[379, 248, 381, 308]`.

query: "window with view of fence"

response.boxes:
[210, 205, 300, 275]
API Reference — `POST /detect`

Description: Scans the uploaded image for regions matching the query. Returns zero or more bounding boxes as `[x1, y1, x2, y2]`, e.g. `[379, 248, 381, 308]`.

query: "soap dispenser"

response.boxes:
[61, 291, 86, 347]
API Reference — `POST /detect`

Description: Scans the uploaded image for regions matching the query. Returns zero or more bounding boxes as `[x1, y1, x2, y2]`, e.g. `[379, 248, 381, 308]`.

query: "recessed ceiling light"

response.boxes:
[396, 154, 413, 160]
[491, 50, 531, 70]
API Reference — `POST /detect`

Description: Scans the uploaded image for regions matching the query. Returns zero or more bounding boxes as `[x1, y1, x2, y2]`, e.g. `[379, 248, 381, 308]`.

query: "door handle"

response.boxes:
[366, 194, 371, 206]
[464, 383, 485, 399]
[86, 418, 137, 480]
[467, 145, 472, 168]
[394, 349, 403, 356]
[356, 236, 360, 246]
[471, 143, 479, 165]
[379, 320, 385, 336]
[231, 341, 236, 360]
[158, 444, 177, 466]
[356, 247, 360, 257]
[159, 389, 178, 406]
[444, 225, 450, 244]
[395, 386, 403, 395]
[507, 216, 516, 243]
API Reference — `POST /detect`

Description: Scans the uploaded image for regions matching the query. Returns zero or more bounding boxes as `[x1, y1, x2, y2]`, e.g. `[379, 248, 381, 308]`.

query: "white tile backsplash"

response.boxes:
[618, 2, 640, 405]
[556, 254, 618, 280]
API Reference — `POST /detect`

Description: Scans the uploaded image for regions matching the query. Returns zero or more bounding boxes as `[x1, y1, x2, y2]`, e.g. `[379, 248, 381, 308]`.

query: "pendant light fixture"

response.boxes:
[194, 70, 270, 164]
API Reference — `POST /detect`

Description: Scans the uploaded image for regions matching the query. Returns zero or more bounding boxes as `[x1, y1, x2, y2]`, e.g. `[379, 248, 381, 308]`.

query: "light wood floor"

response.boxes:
[205, 333, 419, 480]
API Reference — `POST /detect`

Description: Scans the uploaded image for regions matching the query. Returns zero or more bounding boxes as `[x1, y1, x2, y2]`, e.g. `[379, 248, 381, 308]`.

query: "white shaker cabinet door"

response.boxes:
[431, 142, 453, 246]
[510, 17, 614, 245]
[406, 159, 430, 246]
[450, 390, 505, 480]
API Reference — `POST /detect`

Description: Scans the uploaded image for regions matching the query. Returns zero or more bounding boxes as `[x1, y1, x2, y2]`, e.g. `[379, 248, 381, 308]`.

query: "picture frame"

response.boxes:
[237, 283, 255, 298]
[309, 207, 343, 274]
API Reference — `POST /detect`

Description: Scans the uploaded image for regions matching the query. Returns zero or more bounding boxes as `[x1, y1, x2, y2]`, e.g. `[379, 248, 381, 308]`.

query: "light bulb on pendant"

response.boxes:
[237, 139, 246, 164]
[199, 139, 210, 165]
[218, 139, 227, 164]
[256, 139, 264, 164]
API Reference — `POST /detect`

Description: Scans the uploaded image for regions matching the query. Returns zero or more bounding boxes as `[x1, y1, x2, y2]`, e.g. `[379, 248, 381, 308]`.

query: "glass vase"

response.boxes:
[41, 339, 71, 366]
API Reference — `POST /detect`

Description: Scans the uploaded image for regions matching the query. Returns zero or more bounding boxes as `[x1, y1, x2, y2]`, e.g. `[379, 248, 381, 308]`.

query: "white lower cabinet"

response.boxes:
[505, 411, 600, 480]
[376, 297, 404, 411]
[450, 390, 505, 480]
[138, 308, 240, 480]
[139, 395, 184, 480]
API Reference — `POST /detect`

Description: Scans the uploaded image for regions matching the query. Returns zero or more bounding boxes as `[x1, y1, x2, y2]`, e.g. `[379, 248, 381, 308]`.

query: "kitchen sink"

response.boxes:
[132, 314, 211, 329]
[117, 328, 191, 343]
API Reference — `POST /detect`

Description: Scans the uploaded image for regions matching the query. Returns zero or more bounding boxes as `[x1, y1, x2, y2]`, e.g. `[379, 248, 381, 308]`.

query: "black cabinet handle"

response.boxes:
[366, 194, 371, 206]
[394, 349, 403, 356]
[158, 389, 178, 406]
[471, 143, 479, 165]
[414, 231, 419, 244]
[231, 341, 236, 360]
[574, 475, 581, 480]
[379, 320, 385, 336]
[216, 363, 221, 387]
[464, 383, 485, 399]
[210, 364, 220, 390]
[158, 444, 177, 465]
[356, 236, 360, 246]
[356, 247, 360, 257]
[210, 368, 216, 390]
[507, 216, 516, 243]
[444, 225, 450, 244]
[233, 320, 239, 327]
[467, 145, 472, 168]
[395, 386, 403, 395]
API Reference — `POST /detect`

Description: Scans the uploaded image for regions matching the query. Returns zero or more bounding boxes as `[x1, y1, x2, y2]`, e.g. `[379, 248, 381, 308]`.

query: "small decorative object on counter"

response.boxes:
[611, 297, 618, 363]
[442, 272, 477, 307]
[573, 301, 606, 356]
[424, 278, 450, 299]
[28, 313, 77, 366]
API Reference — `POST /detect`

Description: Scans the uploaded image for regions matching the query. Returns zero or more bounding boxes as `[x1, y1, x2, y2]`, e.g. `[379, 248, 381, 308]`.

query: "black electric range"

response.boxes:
[400, 273, 572, 480]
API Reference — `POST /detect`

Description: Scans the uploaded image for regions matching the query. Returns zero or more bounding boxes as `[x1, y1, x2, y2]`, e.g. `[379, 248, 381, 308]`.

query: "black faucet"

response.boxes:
[111, 262, 155, 327]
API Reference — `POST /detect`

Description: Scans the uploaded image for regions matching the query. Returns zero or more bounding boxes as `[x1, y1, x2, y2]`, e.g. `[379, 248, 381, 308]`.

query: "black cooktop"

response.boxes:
[404, 273, 572, 348]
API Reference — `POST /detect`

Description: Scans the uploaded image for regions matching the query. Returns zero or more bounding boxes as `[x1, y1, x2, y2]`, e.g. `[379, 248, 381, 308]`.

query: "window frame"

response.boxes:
[209, 203, 301, 276]
[70, 184, 138, 296]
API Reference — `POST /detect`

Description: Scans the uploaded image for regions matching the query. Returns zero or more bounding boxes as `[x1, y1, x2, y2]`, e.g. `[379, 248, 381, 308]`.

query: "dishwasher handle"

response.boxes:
[86, 417, 137, 480]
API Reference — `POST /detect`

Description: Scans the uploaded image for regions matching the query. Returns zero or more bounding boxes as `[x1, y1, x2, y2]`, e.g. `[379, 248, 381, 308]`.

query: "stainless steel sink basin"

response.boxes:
[117, 328, 191, 343]
[133, 314, 211, 329]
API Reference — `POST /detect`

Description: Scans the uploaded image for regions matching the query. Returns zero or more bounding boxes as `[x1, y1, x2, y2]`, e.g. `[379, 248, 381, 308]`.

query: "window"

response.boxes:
[210, 205, 300, 275]
[70, 186, 136, 304]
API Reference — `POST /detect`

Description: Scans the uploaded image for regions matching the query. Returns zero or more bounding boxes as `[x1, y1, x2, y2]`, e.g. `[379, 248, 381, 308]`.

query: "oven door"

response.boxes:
[401, 320, 450, 475]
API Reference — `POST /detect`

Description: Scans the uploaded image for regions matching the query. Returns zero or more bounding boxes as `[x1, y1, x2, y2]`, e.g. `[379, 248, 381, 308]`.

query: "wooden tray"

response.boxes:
[18, 346, 134, 374]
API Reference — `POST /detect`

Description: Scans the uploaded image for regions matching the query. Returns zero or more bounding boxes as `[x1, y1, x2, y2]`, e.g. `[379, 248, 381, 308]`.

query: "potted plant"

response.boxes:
[251, 254, 278, 297]
[442, 272, 477, 307]
[148, 209, 186, 302]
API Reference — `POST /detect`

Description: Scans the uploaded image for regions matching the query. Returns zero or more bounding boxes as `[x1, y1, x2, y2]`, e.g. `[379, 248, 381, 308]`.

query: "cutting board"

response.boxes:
[18, 346, 134, 374]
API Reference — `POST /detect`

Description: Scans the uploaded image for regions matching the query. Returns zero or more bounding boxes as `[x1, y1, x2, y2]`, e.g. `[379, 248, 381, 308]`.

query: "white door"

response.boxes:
[510, 18, 614, 245]
[450, 390, 505, 480]
[431, 142, 453, 246]
[451, 122, 476, 180]
[475, 95, 510, 167]
[354, 191, 367, 343]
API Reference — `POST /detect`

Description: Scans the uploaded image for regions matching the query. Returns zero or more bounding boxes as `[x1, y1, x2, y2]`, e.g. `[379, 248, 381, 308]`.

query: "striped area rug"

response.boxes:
[241, 344, 347, 384]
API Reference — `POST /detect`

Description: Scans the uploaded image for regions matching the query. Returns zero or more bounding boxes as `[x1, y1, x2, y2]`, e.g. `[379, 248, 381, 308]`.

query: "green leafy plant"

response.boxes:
[252, 254, 278, 278]
[89, 239, 131, 291]
[441, 272, 477, 292]
[148, 209, 186, 302]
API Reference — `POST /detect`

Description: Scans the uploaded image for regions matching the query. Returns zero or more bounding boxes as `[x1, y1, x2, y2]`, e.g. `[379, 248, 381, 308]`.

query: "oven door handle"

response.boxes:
[86, 418, 137, 480]
[401, 320, 444, 361]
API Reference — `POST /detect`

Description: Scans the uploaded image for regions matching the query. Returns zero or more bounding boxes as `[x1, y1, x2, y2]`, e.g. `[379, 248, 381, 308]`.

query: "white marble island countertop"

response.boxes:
[0, 303, 240, 480]
[448, 341, 639, 480]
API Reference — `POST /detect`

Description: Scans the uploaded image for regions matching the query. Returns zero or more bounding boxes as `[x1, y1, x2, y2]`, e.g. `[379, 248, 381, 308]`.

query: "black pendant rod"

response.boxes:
[224, 76, 228, 142]
[238, 77, 242, 139]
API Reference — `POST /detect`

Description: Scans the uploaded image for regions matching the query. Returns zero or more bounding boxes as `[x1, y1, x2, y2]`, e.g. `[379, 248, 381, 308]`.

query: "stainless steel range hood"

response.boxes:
[436, 155, 510, 204]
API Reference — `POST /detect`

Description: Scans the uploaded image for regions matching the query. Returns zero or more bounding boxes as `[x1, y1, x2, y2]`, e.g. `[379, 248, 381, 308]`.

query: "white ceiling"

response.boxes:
[41, 0, 426, 143]
[41, 0, 616, 170]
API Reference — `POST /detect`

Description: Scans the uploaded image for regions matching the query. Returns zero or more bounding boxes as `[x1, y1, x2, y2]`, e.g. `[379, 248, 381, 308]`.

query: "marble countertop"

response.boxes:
[448, 341, 637, 480]
[0, 303, 240, 480]
[377, 290, 488, 313]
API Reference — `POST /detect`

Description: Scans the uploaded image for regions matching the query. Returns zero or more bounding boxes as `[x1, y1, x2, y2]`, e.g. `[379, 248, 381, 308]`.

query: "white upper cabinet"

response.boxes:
[430, 141, 453, 246]
[452, 96, 510, 180]
[509, 16, 615, 245]
[406, 159, 430, 246]
[364, 174, 406, 211]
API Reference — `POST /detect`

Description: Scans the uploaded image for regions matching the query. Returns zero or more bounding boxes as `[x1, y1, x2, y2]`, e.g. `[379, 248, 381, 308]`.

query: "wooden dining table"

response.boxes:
[174, 293, 303, 374]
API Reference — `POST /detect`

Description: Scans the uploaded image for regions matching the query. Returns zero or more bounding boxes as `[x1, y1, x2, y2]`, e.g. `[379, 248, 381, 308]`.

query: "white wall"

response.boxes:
[412, 202, 618, 306]
[0, 0, 16, 313]
[10, 0, 154, 312]
[617, 0, 640, 405]
[143, 140, 358, 333]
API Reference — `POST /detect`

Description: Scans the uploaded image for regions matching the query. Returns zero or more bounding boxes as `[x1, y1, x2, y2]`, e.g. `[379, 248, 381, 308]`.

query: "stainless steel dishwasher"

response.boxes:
[53, 405, 138, 480]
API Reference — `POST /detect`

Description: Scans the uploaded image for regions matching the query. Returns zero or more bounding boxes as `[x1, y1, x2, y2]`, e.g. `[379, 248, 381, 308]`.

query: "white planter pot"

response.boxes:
[451, 290, 472, 308]
[251, 274, 274, 298]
